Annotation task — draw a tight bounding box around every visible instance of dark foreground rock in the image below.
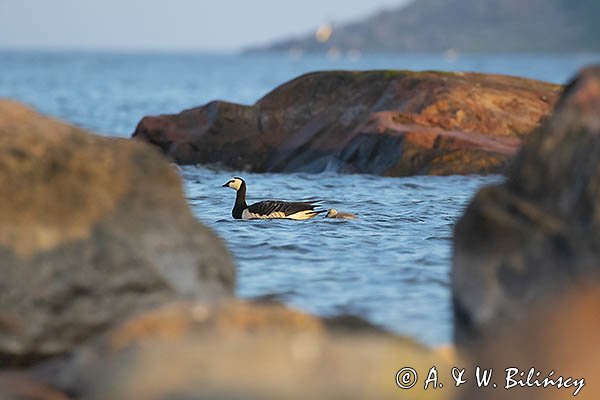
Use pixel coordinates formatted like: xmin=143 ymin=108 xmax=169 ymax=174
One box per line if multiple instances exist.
xmin=460 ymin=287 xmax=600 ymax=400
xmin=452 ymin=66 xmax=600 ymax=343
xmin=0 ymin=372 xmax=68 ymax=400
xmin=31 ymin=300 xmax=457 ymax=400
xmin=0 ymin=100 xmax=235 ymax=367
xmin=132 ymin=70 xmax=561 ymax=176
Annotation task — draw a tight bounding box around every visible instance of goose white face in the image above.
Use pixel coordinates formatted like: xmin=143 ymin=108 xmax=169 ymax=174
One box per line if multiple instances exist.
xmin=223 ymin=177 xmax=243 ymax=191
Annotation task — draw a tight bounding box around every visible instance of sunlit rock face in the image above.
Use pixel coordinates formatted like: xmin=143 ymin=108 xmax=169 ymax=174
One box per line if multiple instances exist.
xmin=453 ymin=66 xmax=600 ymax=344
xmin=132 ymin=70 xmax=561 ymax=176
xmin=0 ymin=100 xmax=235 ymax=366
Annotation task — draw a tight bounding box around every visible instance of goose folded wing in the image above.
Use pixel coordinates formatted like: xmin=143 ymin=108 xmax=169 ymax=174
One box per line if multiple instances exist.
xmin=247 ymin=200 xmax=320 ymax=216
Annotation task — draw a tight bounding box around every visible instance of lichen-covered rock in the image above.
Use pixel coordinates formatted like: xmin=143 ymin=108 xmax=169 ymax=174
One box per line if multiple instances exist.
xmin=452 ymin=65 xmax=600 ymax=343
xmin=0 ymin=100 xmax=235 ymax=366
xmin=34 ymin=300 xmax=457 ymax=400
xmin=132 ymin=70 xmax=560 ymax=176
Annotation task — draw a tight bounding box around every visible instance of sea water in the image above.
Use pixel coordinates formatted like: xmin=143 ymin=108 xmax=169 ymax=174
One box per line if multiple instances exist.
xmin=1 ymin=51 xmax=598 ymax=344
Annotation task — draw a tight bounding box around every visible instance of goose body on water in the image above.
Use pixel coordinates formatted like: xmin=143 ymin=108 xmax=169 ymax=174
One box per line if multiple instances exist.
xmin=325 ymin=209 xmax=358 ymax=220
xmin=222 ymin=177 xmax=325 ymax=220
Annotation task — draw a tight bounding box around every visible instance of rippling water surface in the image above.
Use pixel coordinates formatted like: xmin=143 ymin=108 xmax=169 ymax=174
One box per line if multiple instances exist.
xmin=183 ymin=168 xmax=501 ymax=344
xmin=1 ymin=51 xmax=596 ymax=344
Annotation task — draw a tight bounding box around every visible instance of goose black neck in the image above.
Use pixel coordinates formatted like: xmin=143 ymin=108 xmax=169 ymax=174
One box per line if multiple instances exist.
xmin=232 ymin=181 xmax=247 ymax=219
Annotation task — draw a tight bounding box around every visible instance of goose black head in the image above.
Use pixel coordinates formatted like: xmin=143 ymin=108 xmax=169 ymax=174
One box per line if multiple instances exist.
xmin=222 ymin=177 xmax=245 ymax=191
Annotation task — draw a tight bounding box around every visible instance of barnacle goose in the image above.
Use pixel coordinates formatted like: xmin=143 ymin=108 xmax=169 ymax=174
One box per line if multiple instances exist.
xmin=325 ymin=208 xmax=358 ymax=219
xmin=222 ymin=177 xmax=325 ymax=220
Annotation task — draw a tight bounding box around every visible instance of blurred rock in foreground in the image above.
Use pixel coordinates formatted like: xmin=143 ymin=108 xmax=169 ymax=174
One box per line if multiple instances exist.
xmin=0 ymin=372 xmax=68 ymax=400
xmin=460 ymin=286 xmax=599 ymax=399
xmin=0 ymin=100 xmax=235 ymax=367
xmin=32 ymin=300 xmax=458 ymax=400
xmin=453 ymin=65 xmax=600 ymax=343
xmin=133 ymin=70 xmax=560 ymax=176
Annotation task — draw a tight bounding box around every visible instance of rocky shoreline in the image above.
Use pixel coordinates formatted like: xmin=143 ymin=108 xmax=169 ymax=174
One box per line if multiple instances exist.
xmin=2 ymin=65 xmax=600 ymax=399
xmin=132 ymin=70 xmax=561 ymax=176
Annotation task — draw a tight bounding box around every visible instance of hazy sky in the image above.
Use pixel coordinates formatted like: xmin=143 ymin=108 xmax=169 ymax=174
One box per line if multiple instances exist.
xmin=0 ymin=0 xmax=408 ymax=51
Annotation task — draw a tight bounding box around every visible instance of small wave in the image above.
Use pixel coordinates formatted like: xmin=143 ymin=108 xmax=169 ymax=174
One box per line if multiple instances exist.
xmin=425 ymin=236 xmax=452 ymax=241
xmin=268 ymin=244 xmax=311 ymax=253
xmin=246 ymin=290 xmax=297 ymax=303
xmin=401 ymin=183 xmax=425 ymax=189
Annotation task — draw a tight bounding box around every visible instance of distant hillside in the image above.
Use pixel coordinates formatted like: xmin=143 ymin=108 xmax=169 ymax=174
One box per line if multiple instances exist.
xmin=248 ymin=0 xmax=600 ymax=53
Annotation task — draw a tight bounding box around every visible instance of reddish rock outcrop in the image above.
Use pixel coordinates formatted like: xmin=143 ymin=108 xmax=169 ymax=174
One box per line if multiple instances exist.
xmin=132 ymin=70 xmax=561 ymax=176
xmin=453 ymin=65 xmax=600 ymax=343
